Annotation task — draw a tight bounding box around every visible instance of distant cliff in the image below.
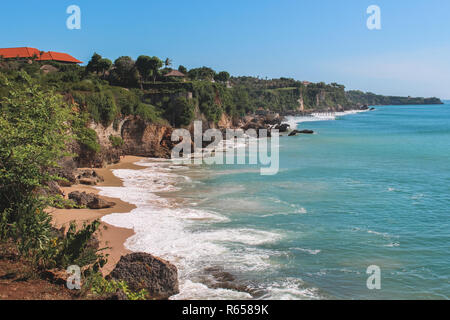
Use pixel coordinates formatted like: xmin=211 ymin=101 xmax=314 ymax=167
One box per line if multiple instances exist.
xmin=346 ymin=90 xmax=443 ymax=106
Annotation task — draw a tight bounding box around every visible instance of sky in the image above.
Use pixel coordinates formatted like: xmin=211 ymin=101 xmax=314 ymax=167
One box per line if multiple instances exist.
xmin=1 ymin=0 xmax=449 ymax=98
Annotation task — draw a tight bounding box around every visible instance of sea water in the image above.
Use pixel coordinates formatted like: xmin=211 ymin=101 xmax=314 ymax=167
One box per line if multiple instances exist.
xmin=100 ymin=104 xmax=450 ymax=300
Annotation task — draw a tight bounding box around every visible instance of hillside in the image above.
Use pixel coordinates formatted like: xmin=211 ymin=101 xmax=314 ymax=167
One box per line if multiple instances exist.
xmin=346 ymin=90 xmax=443 ymax=106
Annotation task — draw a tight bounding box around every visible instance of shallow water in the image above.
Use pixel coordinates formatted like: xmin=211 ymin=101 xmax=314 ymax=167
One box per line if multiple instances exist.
xmin=100 ymin=104 xmax=450 ymax=300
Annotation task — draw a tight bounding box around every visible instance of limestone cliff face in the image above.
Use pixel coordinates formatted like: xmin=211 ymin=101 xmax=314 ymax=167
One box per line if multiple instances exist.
xmin=120 ymin=118 xmax=174 ymax=158
xmin=74 ymin=116 xmax=174 ymax=168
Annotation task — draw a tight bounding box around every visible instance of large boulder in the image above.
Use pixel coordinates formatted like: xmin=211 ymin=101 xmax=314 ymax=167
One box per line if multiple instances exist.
xmin=68 ymin=191 xmax=115 ymax=209
xmin=107 ymin=252 xmax=179 ymax=299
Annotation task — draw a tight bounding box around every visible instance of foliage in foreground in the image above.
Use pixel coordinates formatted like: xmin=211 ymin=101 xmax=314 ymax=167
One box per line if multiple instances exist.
xmin=0 ymin=73 xmax=106 ymax=271
xmin=83 ymin=272 xmax=148 ymax=300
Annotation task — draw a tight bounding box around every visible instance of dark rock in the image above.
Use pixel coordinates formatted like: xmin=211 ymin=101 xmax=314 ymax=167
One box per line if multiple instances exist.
xmin=41 ymin=269 xmax=68 ymax=286
xmin=68 ymin=191 xmax=94 ymax=207
xmin=107 ymin=252 xmax=179 ymax=299
xmin=288 ymin=129 xmax=314 ymax=136
xmin=78 ymin=178 xmax=97 ymax=186
xmin=68 ymin=191 xmax=115 ymax=209
xmin=76 ymin=169 xmax=104 ymax=185
xmin=199 ymin=266 xmax=258 ymax=296
xmin=274 ymin=123 xmax=290 ymax=133
xmin=88 ymin=196 xmax=115 ymax=209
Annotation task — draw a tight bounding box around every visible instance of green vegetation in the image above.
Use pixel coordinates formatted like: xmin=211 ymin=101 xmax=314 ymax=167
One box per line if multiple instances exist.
xmin=109 ymin=135 xmax=124 ymax=148
xmin=2 ymin=51 xmax=440 ymax=136
xmin=83 ymin=272 xmax=148 ymax=300
xmin=347 ymin=90 xmax=443 ymax=106
xmin=0 ymin=73 xmax=105 ymax=272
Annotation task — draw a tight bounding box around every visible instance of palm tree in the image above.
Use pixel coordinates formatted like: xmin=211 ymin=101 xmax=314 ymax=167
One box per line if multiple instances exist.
xmin=164 ymin=58 xmax=172 ymax=69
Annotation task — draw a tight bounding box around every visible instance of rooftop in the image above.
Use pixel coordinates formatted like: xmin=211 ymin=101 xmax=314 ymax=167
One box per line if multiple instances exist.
xmin=0 ymin=47 xmax=82 ymax=64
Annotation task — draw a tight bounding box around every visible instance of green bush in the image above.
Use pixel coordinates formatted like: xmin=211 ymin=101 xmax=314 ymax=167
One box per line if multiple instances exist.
xmin=76 ymin=126 xmax=100 ymax=153
xmin=83 ymin=272 xmax=148 ymax=300
xmin=109 ymin=135 xmax=124 ymax=148
xmin=135 ymin=103 xmax=161 ymax=123
xmin=86 ymin=91 xmax=118 ymax=126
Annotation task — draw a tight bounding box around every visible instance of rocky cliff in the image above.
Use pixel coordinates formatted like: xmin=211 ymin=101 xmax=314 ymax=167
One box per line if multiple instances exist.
xmin=73 ymin=116 xmax=175 ymax=168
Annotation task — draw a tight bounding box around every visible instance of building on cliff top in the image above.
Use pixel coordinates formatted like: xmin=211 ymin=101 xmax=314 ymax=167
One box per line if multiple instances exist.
xmin=0 ymin=47 xmax=83 ymax=64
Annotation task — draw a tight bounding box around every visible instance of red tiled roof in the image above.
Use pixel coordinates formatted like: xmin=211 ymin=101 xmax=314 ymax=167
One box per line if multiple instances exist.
xmin=0 ymin=47 xmax=82 ymax=64
xmin=0 ymin=47 xmax=41 ymax=59
xmin=37 ymin=51 xmax=82 ymax=64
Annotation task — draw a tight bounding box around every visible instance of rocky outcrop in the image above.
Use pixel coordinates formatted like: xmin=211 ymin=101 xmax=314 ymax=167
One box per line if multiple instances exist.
xmin=68 ymin=191 xmax=115 ymax=209
xmin=72 ymin=116 xmax=174 ymax=168
xmin=120 ymin=118 xmax=174 ymax=159
xmin=76 ymin=169 xmax=104 ymax=186
xmin=274 ymin=123 xmax=290 ymax=133
xmin=288 ymin=129 xmax=314 ymax=136
xmin=107 ymin=252 xmax=179 ymax=299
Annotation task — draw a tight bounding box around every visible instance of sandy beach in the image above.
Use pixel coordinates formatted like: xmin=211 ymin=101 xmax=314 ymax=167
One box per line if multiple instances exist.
xmin=48 ymin=156 xmax=145 ymax=275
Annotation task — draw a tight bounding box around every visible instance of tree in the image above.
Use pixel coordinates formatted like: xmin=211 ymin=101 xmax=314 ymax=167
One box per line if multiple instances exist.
xmin=86 ymin=53 xmax=112 ymax=76
xmin=215 ymin=71 xmax=230 ymax=83
xmin=149 ymin=56 xmax=163 ymax=83
xmin=112 ymin=56 xmax=138 ymax=87
xmin=164 ymin=58 xmax=172 ymax=69
xmin=86 ymin=53 xmax=102 ymax=73
xmin=135 ymin=55 xmax=163 ymax=84
xmin=166 ymin=97 xmax=195 ymax=127
xmin=178 ymin=65 xmax=187 ymax=74
xmin=188 ymin=67 xmax=216 ymax=81
xmin=98 ymin=58 xmax=112 ymax=76
xmin=135 ymin=55 xmax=153 ymax=82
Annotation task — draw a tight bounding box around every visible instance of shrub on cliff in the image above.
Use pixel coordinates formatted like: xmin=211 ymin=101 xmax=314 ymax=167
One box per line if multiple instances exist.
xmin=135 ymin=103 xmax=162 ymax=123
xmin=166 ymin=97 xmax=195 ymax=127
xmin=85 ymin=91 xmax=118 ymax=126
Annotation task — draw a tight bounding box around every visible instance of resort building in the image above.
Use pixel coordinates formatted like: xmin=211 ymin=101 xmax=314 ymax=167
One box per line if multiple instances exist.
xmin=0 ymin=47 xmax=83 ymax=64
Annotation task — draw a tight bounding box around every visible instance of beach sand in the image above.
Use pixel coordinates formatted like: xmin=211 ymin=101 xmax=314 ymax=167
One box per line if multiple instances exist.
xmin=48 ymin=156 xmax=145 ymax=275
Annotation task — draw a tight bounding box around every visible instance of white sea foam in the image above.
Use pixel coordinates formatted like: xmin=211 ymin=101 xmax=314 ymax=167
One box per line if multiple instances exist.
xmin=292 ymin=247 xmax=321 ymax=255
xmin=259 ymin=278 xmax=323 ymax=300
xmin=97 ymin=159 xmax=306 ymax=299
xmin=283 ymin=109 xmax=368 ymax=130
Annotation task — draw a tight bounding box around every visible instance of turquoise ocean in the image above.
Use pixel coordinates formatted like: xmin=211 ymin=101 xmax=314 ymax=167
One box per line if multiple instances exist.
xmin=101 ymin=104 xmax=450 ymax=300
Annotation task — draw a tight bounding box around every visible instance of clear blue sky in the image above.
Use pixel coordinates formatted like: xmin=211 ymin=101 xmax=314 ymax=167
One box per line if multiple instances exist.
xmin=1 ymin=0 xmax=449 ymax=98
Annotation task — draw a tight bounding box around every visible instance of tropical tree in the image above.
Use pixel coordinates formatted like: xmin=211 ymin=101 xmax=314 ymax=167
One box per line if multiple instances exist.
xmin=111 ymin=56 xmax=138 ymax=87
xmin=149 ymin=56 xmax=163 ymax=83
xmin=98 ymin=58 xmax=112 ymax=76
xmin=188 ymin=67 xmax=216 ymax=81
xmin=164 ymin=58 xmax=172 ymax=69
xmin=135 ymin=55 xmax=163 ymax=84
xmin=178 ymin=65 xmax=187 ymax=74
xmin=86 ymin=53 xmax=102 ymax=73
xmin=86 ymin=53 xmax=112 ymax=76
xmin=215 ymin=71 xmax=230 ymax=83
xmin=135 ymin=55 xmax=153 ymax=82
xmin=165 ymin=97 xmax=195 ymax=127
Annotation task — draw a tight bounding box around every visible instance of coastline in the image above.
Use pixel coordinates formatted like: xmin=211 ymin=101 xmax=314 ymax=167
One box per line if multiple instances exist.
xmin=48 ymin=156 xmax=146 ymax=275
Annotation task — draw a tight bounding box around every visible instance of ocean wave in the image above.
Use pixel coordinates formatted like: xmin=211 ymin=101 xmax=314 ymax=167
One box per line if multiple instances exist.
xmin=292 ymin=247 xmax=321 ymax=255
xmin=258 ymin=278 xmax=322 ymax=300
xmin=99 ymin=159 xmax=285 ymax=299
xmin=283 ymin=110 xmax=368 ymax=129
